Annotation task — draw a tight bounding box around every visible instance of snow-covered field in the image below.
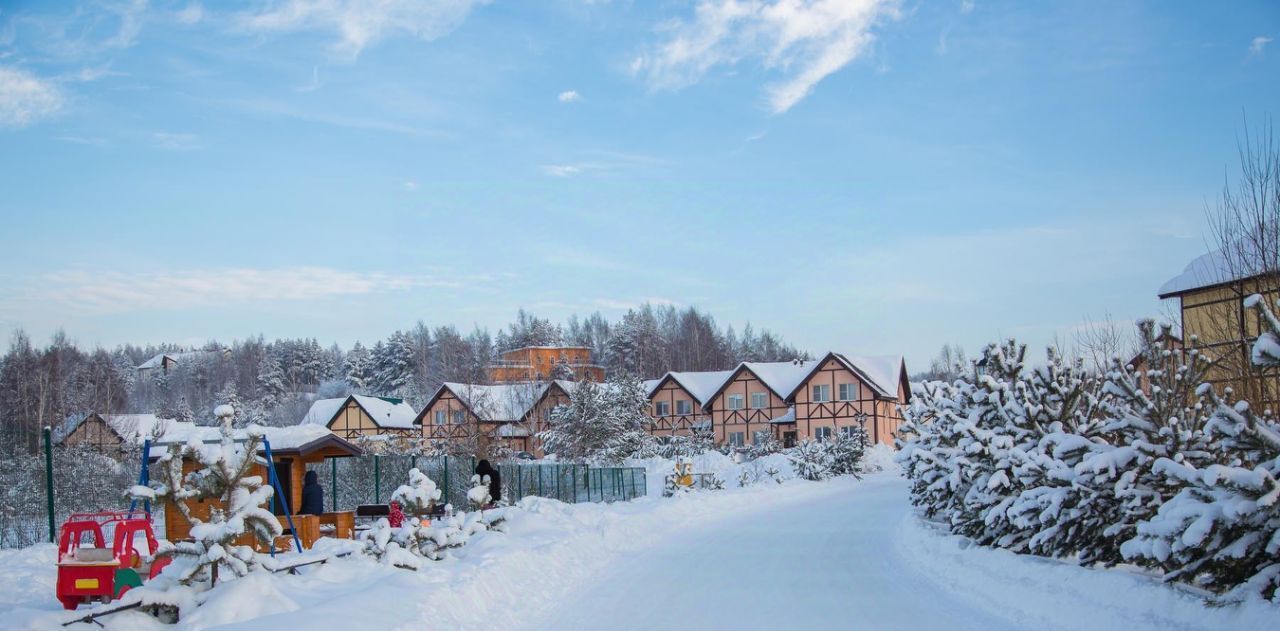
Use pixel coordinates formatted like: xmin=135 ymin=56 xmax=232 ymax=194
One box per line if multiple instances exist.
xmin=3 ymin=467 xmax=1275 ymax=630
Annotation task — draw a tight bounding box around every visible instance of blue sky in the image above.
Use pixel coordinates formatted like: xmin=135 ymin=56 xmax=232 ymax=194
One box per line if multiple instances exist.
xmin=0 ymin=0 xmax=1277 ymax=369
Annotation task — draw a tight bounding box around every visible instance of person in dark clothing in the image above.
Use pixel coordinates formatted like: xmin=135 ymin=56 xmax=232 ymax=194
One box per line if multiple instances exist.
xmin=299 ymin=469 xmax=324 ymax=515
xmin=475 ymin=459 xmax=501 ymax=505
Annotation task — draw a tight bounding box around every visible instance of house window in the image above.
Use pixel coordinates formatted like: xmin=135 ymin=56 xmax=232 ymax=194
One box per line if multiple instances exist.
xmin=676 ymin=399 xmax=693 ymax=415
xmin=840 ymin=426 xmax=861 ymax=439
xmin=752 ymin=430 xmax=769 ymax=446
xmin=655 ymin=401 xmax=671 ymax=416
xmin=815 ymin=426 xmax=832 ymax=441
xmin=434 ymin=410 xmax=446 ymax=426
xmin=729 ymin=432 xmax=745 ymax=447
xmin=813 ymin=384 xmax=831 ymax=402
xmin=839 ymin=383 xmax=857 ymax=401
xmin=727 ymin=394 xmax=745 ymax=410
xmin=452 ymin=410 xmax=466 ymax=424
xmin=750 ymin=392 xmax=768 ymax=409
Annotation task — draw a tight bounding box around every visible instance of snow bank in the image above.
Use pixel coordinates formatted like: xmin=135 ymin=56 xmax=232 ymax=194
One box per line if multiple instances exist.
xmin=894 ymin=517 xmax=1276 ymax=631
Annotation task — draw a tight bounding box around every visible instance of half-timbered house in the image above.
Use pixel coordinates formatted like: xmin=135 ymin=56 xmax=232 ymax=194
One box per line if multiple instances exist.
xmin=55 ymin=413 xmax=192 ymax=450
xmin=300 ymin=394 xmax=419 ymax=440
xmin=644 ymin=370 xmax=732 ymax=438
xmin=418 ymin=382 xmax=569 ymax=456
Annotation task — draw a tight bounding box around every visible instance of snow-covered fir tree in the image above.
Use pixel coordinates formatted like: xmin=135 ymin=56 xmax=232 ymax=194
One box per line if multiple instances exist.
xmin=538 ymin=374 xmax=655 ymax=463
xmin=255 ymin=353 xmax=287 ymax=410
xmin=136 ymin=405 xmax=280 ymax=586
xmin=391 ymin=467 xmax=442 ymax=515
xmin=344 ymin=341 xmax=373 ymax=391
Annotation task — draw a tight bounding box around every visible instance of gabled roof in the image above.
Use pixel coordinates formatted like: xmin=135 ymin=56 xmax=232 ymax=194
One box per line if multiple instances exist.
xmin=55 ymin=413 xmax=193 ymax=445
xmin=783 ymin=352 xmax=907 ymax=400
xmin=422 ymin=383 xmax=550 ymax=423
xmin=302 ymin=394 xmax=418 ymax=430
xmin=647 ymin=370 xmax=737 ymax=406
xmin=700 ymin=360 xmax=817 ymax=408
xmin=136 ymin=350 xmax=223 ymax=370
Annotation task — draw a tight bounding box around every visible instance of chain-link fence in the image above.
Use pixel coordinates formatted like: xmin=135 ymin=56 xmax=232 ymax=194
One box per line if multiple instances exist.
xmin=0 ymin=428 xmax=155 ymax=549
xmin=3 ymin=430 xmax=646 ymax=549
xmin=305 ymin=456 xmax=647 ymax=509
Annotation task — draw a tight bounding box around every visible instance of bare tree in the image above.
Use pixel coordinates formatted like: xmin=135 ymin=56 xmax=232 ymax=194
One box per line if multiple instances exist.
xmin=1073 ymin=314 xmax=1137 ymax=375
xmin=1203 ymin=115 xmax=1280 ymax=404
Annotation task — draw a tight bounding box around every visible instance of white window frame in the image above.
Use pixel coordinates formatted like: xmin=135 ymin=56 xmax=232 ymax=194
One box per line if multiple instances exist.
xmin=434 ymin=410 xmax=446 ymax=426
xmin=839 ymin=383 xmax=857 ymax=401
xmin=729 ymin=432 xmax=745 ymax=447
xmin=813 ymin=384 xmax=831 ymax=403
xmin=750 ymin=391 xmax=768 ymax=409
xmin=655 ymin=400 xmax=671 ymax=417
xmin=452 ymin=410 xmax=466 ymax=424
xmin=727 ymin=394 xmax=745 ymax=410
xmin=676 ymin=399 xmax=693 ymax=415
xmin=815 ymin=426 xmax=832 ymax=441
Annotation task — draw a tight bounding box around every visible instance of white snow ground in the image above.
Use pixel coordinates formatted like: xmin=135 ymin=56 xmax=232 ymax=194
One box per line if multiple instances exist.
xmin=3 ymin=472 xmax=1275 ymax=630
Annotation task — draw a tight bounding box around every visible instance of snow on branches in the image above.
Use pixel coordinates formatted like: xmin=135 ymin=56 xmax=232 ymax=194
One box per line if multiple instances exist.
xmin=897 ymin=319 xmax=1280 ymax=602
xmin=537 ymin=374 xmax=656 ymax=464
xmin=132 ymin=404 xmax=281 ymax=587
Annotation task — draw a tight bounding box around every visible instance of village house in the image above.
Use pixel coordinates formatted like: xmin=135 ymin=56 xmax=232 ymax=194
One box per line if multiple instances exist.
xmin=417 ymin=381 xmax=573 ymax=456
xmin=645 ymin=353 xmax=909 ymax=448
xmin=643 ymin=370 xmax=733 ymax=438
xmin=55 ymin=413 xmax=194 ymax=450
xmin=1158 ymin=248 xmax=1280 ymax=407
xmin=301 ymin=394 xmax=419 ymax=441
xmin=487 ymin=346 xmax=605 ymax=383
xmin=135 ymin=348 xmax=231 ymax=380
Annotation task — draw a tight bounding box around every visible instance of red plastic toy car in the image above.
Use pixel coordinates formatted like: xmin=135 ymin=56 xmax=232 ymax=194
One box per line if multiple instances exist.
xmin=55 ymin=511 xmax=170 ymax=610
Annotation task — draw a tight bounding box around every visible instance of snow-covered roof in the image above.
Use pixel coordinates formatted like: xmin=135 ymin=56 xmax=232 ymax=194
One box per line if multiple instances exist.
xmin=301 ymin=395 xmax=418 ymax=429
xmin=1158 ymin=244 xmax=1275 ymax=298
xmin=769 ymin=407 xmax=797 ymax=424
xmin=55 ymin=413 xmax=194 ymax=445
xmin=495 ymin=424 xmax=531 ymax=437
xmin=650 ymin=370 xmax=736 ymax=405
xmin=441 ymin=382 xmax=549 ymax=422
xmin=146 ymin=424 xmax=356 ymax=459
xmin=741 ymin=360 xmax=820 ymax=399
xmin=833 ymin=353 xmax=905 ymax=399
xmin=136 ymin=350 xmax=222 ymax=371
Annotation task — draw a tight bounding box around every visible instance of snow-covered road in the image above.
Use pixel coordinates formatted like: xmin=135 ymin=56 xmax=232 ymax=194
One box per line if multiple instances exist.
xmin=519 ymin=475 xmax=1017 ymax=630
xmin=5 ymin=471 xmax=1274 ymax=630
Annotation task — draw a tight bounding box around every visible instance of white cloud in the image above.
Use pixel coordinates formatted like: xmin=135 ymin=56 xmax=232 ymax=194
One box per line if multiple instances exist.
xmin=637 ymin=0 xmax=901 ymax=113
xmin=1250 ymin=36 xmax=1272 ymax=56
xmin=0 ymin=66 xmax=64 ymax=128
xmin=960 ymin=0 xmax=975 ymax=14
xmin=12 ymin=267 xmax=481 ymax=316
xmin=152 ymin=131 xmax=201 ymax=151
xmin=542 ymin=164 xmax=585 ymax=177
xmin=175 ymin=2 xmax=204 ymax=25
xmin=403 ymin=180 xmax=419 ymax=191
xmin=558 ymin=89 xmax=581 ymax=103
xmin=238 ymin=0 xmax=490 ymax=59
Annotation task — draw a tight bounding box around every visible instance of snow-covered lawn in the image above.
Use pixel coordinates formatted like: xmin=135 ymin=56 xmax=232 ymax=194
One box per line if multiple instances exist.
xmin=3 ymin=472 xmax=1275 ymax=630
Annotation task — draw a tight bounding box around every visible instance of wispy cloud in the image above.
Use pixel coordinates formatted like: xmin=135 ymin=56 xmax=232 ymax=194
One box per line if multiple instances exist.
xmin=0 ymin=66 xmax=63 ymax=128
xmin=542 ymin=163 xmax=588 ymax=177
xmin=175 ymin=2 xmax=204 ymax=26
xmin=236 ymin=0 xmax=490 ymax=60
xmin=403 ymin=180 xmax=419 ymax=191
xmin=558 ymin=89 xmax=581 ymax=103
xmin=298 ymin=65 xmax=323 ymax=92
xmin=1250 ymin=36 xmax=1272 ymax=57
xmin=5 ymin=267 xmax=490 ymax=316
xmin=634 ymin=0 xmax=902 ymax=113
xmin=152 ymin=131 xmax=201 ymax=151
xmin=960 ymin=0 xmax=975 ymax=14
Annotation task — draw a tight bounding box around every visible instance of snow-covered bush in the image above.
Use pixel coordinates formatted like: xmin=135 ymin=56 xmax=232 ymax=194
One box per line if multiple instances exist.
xmin=361 ymin=468 xmax=496 ymax=567
xmin=789 ymin=440 xmax=833 ymax=481
xmin=391 ymin=467 xmax=441 ymax=515
xmin=898 ymin=311 xmax=1280 ymax=603
xmin=135 ymin=404 xmax=281 ymax=587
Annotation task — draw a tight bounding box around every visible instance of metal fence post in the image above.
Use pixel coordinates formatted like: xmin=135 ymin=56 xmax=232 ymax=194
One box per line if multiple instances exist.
xmin=43 ymin=427 xmax=55 ymax=543
xmin=374 ymin=455 xmax=381 ymax=504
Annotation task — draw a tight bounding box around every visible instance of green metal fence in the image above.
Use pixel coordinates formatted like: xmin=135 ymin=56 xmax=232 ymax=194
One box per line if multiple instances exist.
xmin=305 ymin=456 xmax=647 ymax=510
xmin=4 ymin=432 xmax=648 ymax=549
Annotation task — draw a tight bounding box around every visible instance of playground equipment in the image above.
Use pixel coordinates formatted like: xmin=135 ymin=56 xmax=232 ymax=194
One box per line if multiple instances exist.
xmin=54 ymin=511 xmax=170 ymax=610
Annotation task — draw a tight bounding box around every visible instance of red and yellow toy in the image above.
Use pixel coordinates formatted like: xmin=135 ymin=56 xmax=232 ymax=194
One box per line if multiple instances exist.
xmin=55 ymin=511 xmax=170 ymax=610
